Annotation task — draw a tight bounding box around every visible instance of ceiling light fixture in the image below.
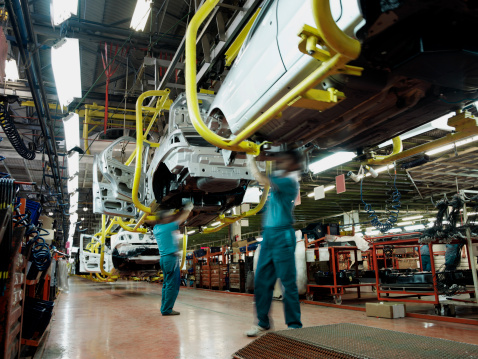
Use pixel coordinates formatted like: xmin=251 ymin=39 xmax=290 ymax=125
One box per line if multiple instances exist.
xmin=404 ymin=224 xmax=425 ymax=231
xmin=130 ymin=0 xmax=153 ymax=31
xmin=68 ymin=151 xmax=79 ymax=178
xmin=378 ymin=113 xmax=455 ymax=148
xmin=48 ymin=211 xmax=54 ymax=216
xmin=211 ymin=221 xmax=221 ymax=227
xmin=426 ymin=136 xmax=478 ymax=156
xmin=62 ymin=113 xmax=80 ymax=151
xmin=387 ymin=228 xmax=402 ymax=233
xmin=308 ymin=152 xmax=355 ymax=174
xmin=4 ymin=59 xmax=19 ymax=81
xmin=396 ymin=221 xmax=413 ymax=226
xmin=401 ymin=215 xmax=423 ymax=221
xmin=187 ymin=230 xmax=196 ymax=235
xmin=83 ymin=206 xmax=88 ymax=212
xmin=51 ymin=0 xmax=78 ymax=25
xmin=324 ymin=185 xmax=336 ymax=192
xmin=51 ymin=38 xmax=82 ymax=107
xmin=67 ymin=175 xmax=79 ymax=194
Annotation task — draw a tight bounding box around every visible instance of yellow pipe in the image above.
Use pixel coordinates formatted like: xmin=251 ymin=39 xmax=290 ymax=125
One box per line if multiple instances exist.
xmin=132 ymin=90 xmax=171 ymax=214
xmin=99 ymin=214 xmax=116 ymax=277
xmin=368 ymin=136 xmax=403 ymax=162
xmin=311 ymin=0 xmax=361 ymax=60
xmin=202 ymin=162 xmax=271 ymax=234
xmin=180 ymin=232 xmax=188 ymax=272
xmin=134 ymin=211 xmax=150 ymax=231
xmin=228 ymin=53 xmax=344 ymax=146
xmin=367 ymin=129 xmax=478 ymax=165
xmin=185 ymin=0 xmax=360 ymax=153
xmin=114 ymin=216 xmax=148 ymax=233
xmin=185 ymin=0 xmax=260 ymax=155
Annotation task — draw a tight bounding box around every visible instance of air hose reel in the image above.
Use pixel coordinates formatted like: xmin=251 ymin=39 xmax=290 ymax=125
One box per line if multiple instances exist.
xmin=0 ymin=101 xmax=36 ymax=160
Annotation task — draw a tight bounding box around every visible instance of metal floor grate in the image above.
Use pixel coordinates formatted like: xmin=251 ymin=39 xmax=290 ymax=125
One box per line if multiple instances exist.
xmin=233 ymin=323 xmax=478 ymax=359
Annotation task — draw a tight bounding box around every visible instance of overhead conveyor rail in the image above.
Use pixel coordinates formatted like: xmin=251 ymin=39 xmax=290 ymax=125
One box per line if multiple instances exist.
xmin=184 ymin=0 xmax=363 ymax=156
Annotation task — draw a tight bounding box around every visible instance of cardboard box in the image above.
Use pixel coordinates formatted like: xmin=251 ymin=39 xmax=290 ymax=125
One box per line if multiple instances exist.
xmin=366 ymin=302 xmax=406 ymax=319
xmin=394 ymin=248 xmax=415 ymax=255
xmin=363 ymin=260 xmax=369 ymax=271
xmin=397 ymin=258 xmax=418 ymax=269
xmin=232 ymin=239 xmax=257 ymax=248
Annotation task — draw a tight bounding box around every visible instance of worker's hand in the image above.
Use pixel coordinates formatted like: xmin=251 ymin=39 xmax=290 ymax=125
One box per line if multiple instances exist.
xmin=184 ymin=201 xmax=194 ymax=211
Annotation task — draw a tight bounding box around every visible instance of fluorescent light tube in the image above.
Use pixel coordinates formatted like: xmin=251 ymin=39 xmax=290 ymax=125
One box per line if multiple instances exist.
xmin=70 ymin=211 xmax=78 ymax=224
xmin=387 ymin=228 xmax=402 ymax=233
xmin=396 ymin=221 xmax=413 ymax=226
xmin=4 ymin=59 xmax=19 ymax=81
xmin=51 ymin=0 xmax=78 ymax=25
xmin=68 ymin=151 xmax=79 ymax=178
xmin=426 ymin=136 xmax=478 ymax=156
xmin=404 ymin=224 xmax=425 ymax=231
xmin=187 ymin=230 xmax=196 ymax=235
xmin=378 ymin=113 xmax=455 ymax=148
xmin=62 ymin=113 xmax=80 ymax=151
xmin=52 ymin=38 xmax=82 ymax=107
xmin=211 ymin=221 xmax=221 ymax=227
xmin=324 ymin=185 xmax=336 ymax=192
xmin=130 ymin=0 xmax=152 ymax=31
xmin=401 ymin=215 xmax=423 ymax=221
xmin=68 ymin=175 xmax=78 ymax=194
xmin=309 ymin=152 xmax=355 ymax=174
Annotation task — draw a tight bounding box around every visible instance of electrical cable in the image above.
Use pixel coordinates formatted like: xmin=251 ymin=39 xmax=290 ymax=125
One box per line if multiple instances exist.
xmin=0 ymin=102 xmax=36 ymax=160
xmin=359 ymin=165 xmax=401 ymax=233
xmin=335 ymin=0 xmax=343 ymax=22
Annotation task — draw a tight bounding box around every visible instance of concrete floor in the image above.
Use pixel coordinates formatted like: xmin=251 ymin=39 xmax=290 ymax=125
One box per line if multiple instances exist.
xmin=41 ymin=277 xmax=478 ymax=359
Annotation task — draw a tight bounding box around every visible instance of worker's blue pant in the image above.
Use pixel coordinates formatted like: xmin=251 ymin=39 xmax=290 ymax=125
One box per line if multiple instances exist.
xmin=254 ymin=227 xmax=302 ymax=329
xmin=160 ymin=255 xmax=180 ymax=315
xmin=421 ymin=254 xmax=431 ymax=271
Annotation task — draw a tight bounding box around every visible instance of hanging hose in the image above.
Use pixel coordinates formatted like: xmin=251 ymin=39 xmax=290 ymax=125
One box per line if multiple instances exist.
xmin=26 ymin=226 xmax=52 ymax=271
xmin=0 ymin=102 xmax=36 ymax=160
xmin=360 ymin=165 xmax=401 ymax=233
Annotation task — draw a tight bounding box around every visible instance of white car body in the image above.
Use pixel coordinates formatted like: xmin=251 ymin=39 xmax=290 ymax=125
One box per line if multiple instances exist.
xmin=78 ymin=234 xmax=114 ymax=274
xmin=208 ymin=0 xmax=362 ymax=140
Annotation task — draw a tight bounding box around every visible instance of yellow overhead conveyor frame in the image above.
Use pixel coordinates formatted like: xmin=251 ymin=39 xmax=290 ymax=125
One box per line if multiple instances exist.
xmin=132 ymin=90 xmax=173 ymax=214
xmin=185 ymin=0 xmax=362 ymax=155
xmin=366 ymin=111 xmax=478 ymax=165
xmin=202 ymin=161 xmax=272 ymax=234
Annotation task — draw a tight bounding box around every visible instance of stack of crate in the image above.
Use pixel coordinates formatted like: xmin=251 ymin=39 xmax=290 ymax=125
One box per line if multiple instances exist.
xmin=210 ymin=263 xmax=228 ymax=290
xmin=194 ymin=264 xmax=202 ymax=287
xmin=229 ymin=261 xmax=245 ymax=292
xmin=201 ymin=265 xmax=211 ymax=288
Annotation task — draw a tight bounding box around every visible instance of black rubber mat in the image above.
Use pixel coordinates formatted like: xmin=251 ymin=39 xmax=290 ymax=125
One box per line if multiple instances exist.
xmin=233 ymin=323 xmax=478 ymax=359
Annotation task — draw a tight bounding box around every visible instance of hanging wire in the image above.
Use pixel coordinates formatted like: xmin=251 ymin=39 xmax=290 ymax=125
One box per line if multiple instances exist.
xmin=360 ymin=164 xmax=401 ymax=233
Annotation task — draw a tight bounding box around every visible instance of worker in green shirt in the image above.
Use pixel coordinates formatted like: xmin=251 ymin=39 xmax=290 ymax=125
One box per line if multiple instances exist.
xmin=245 ymin=150 xmax=303 ymax=337
xmin=144 ymin=202 xmax=193 ymax=316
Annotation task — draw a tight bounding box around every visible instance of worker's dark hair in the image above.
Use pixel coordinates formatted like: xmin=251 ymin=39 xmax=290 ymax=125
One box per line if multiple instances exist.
xmin=282 ymin=149 xmax=304 ymax=172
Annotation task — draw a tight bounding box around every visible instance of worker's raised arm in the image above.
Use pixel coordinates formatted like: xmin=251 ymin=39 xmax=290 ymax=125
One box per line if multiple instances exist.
xmin=171 ymin=201 xmax=194 ymax=225
xmin=247 ymin=155 xmax=270 ymax=187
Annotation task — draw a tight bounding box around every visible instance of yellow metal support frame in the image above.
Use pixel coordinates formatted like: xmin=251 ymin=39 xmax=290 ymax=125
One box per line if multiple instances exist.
xmin=131 ymin=90 xmax=173 ymax=214
xmin=185 ymin=0 xmax=362 ymax=155
xmin=366 ymin=111 xmax=478 ymax=165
